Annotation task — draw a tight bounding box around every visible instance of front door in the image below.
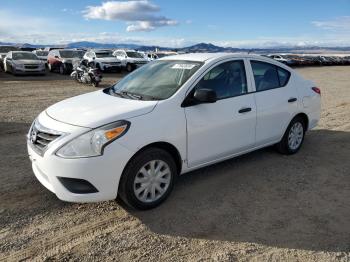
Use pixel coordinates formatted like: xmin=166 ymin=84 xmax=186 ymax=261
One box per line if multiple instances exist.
xmin=185 ymin=59 xmax=257 ymax=168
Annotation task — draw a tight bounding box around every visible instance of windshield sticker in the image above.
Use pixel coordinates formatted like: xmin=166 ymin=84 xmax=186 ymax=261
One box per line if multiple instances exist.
xmin=171 ymin=64 xmax=196 ymax=70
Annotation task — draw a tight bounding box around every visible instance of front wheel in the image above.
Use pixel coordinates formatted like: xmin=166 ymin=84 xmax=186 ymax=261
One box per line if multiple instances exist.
xmin=276 ymin=116 xmax=306 ymax=154
xmin=59 ymin=64 xmax=65 ymax=75
xmin=118 ymin=148 xmax=177 ymax=210
xmin=126 ymin=63 xmax=133 ymax=72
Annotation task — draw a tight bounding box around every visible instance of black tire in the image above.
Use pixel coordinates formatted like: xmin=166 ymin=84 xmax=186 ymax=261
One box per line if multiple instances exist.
xmin=126 ymin=63 xmax=133 ymax=72
xmin=276 ymin=116 xmax=306 ymax=155
xmin=118 ymin=148 xmax=177 ymax=210
xmin=59 ymin=64 xmax=65 ymax=75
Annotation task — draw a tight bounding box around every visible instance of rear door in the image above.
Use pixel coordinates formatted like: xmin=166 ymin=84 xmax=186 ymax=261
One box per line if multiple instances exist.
xmin=247 ymin=59 xmax=299 ymax=145
xmin=185 ymin=59 xmax=257 ymax=168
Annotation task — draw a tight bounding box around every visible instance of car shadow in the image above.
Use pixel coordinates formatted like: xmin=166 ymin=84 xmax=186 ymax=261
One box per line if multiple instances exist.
xmin=129 ymin=129 xmax=350 ymax=253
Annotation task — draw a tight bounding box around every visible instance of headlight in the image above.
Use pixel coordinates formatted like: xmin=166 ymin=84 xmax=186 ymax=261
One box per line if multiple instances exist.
xmin=13 ymin=62 xmax=24 ymax=69
xmin=56 ymin=120 xmax=130 ymax=158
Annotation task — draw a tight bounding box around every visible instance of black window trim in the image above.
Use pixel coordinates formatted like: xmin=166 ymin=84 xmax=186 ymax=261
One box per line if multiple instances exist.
xmin=250 ymin=60 xmax=291 ymax=93
xmin=181 ymin=59 xmax=250 ymax=107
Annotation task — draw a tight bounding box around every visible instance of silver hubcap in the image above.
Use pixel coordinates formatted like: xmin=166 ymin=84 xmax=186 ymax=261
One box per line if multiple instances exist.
xmin=133 ymin=160 xmax=171 ymax=203
xmin=288 ymin=122 xmax=304 ymax=150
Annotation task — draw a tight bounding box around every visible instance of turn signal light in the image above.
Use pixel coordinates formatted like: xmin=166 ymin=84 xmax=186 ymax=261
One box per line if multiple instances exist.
xmin=105 ymin=125 xmax=128 ymax=140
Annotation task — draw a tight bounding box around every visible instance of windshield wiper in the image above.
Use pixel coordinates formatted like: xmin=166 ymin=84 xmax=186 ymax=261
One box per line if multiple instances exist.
xmin=110 ymin=88 xmax=160 ymax=101
xmin=121 ymin=91 xmax=143 ymax=100
xmin=111 ymin=89 xmax=142 ymax=100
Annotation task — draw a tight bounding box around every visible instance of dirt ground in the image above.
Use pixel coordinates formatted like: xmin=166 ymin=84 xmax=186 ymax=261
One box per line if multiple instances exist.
xmin=0 ymin=67 xmax=349 ymax=261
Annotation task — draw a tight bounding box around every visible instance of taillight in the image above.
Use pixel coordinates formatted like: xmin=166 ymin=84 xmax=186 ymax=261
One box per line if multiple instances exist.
xmin=312 ymin=87 xmax=321 ymax=95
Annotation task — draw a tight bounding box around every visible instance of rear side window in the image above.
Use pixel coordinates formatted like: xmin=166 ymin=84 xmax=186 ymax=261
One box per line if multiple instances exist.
xmin=277 ymin=67 xmax=290 ymax=86
xmin=251 ymin=61 xmax=291 ymax=91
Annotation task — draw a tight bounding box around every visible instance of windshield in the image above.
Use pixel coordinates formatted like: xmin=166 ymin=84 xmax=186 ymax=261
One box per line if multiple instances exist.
xmin=35 ymin=51 xmax=48 ymax=56
xmin=111 ymin=60 xmax=202 ymax=100
xmin=12 ymin=52 xmax=39 ymax=60
xmin=126 ymin=51 xmax=144 ymax=58
xmin=96 ymin=52 xmax=113 ymax=58
xmin=59 ymin=50 xmax=84 ymax=59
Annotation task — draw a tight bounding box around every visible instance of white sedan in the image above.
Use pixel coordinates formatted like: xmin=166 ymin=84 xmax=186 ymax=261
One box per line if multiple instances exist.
xmin=27 ymin=53 xmax=321 ymax=209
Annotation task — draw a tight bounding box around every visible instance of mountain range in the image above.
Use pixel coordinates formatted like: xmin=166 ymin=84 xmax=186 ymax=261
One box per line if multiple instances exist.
xmin=1 ymin=41 xmax=350 ymax=54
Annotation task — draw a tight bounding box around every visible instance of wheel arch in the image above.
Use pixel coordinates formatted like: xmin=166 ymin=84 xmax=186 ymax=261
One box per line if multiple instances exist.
xmin=126 ymin=141 xmax=183 ymax=175
xmin=293 ymin=112 xmax=309 ymax=130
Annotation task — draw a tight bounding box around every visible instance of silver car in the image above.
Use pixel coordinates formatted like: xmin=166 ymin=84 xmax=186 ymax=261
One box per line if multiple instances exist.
xmin=4 ymin=51 xmax=46 ymax=75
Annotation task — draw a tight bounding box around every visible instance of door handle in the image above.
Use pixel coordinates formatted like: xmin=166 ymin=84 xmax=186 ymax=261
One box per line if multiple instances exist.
xmin=238 ymin=107 xmax=252 ymax=113
xmin=288 ymin=98 xmax=297 ymax=103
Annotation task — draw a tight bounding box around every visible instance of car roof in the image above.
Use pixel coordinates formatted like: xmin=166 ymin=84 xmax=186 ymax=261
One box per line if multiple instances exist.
xmin=159 ymin=52 xmax=263 ymax=62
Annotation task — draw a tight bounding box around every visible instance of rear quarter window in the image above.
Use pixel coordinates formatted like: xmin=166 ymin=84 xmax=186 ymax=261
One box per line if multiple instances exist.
xmin=277 ymin=67 xmax=291 ymax=86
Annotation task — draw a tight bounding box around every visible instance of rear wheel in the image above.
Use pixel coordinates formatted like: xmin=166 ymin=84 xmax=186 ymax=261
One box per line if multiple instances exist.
xmin=118 ymin=148 xmax=177 ymax=210
xmin=276 ymin=116 xmax=306 ymax=154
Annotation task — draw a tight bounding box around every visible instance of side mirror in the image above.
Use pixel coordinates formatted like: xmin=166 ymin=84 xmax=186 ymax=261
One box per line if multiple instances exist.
xmin=193 ymin=88 xmax=217 ymax=103
xmin=54 ymin=56 xmax=59 ymax=59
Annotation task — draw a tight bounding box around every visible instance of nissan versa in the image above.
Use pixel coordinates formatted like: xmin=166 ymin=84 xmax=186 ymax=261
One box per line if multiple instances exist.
xmin=27 ymin=53 xmax=321 ymax=210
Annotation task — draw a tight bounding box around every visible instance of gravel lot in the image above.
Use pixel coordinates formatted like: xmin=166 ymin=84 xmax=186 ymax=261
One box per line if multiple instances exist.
xmin=0 ymin=67 xmax=349 ymax=261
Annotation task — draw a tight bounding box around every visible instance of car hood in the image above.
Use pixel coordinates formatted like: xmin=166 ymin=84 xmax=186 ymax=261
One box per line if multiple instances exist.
xmin=46 ymin=90 xmax=158 ymax=128
xmin=96 ymin=57 xmax=120 ymax=63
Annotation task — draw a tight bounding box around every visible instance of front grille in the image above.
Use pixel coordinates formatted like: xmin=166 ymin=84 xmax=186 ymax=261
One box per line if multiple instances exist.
xmin=29 ymin=121 xmax=63 ymax=156
xmin=24 ymin=64 xmax=39 ymax=69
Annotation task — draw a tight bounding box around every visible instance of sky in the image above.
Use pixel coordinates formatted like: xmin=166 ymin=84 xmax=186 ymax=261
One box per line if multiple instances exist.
xmin=1 ymin=0 xmax=350 ymax=48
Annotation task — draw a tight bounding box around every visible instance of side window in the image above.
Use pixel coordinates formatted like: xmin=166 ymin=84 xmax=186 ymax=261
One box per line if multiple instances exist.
xmin=277 ymin=67 xmax=290 ymax=86
xmin=251 ymin=61 xmax=290 ymax=91
xmin=195 ymin=60 xmax=247 ymax=99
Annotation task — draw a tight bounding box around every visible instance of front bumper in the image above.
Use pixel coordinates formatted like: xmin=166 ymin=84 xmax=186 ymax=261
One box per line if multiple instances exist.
xmin=14 ymin=68 xmax=46 ymax=75
xmin=101 ymin=63 xmax=122 ymax=71
xmin=27 ymin=115 xmax=135 ymax=202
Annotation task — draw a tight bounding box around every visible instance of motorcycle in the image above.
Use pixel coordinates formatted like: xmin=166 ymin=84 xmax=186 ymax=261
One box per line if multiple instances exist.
xmin=71 ymin=59 xmax=102 ymax=87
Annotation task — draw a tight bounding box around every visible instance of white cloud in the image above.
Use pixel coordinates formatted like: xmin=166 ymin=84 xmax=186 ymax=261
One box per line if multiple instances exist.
xmin=83 ymin=0 xmax=178 ymax=32
xmin=312 ymin=16 xmax=350 ymax=32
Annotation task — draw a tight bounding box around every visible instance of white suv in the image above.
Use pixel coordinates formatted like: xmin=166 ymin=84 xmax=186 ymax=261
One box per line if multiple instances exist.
xmin=113 ymin=50 xmax=148 ymax=72
xmin=84 ymin=49 xmax=122 ymax=72
xmin=27 ymin=53 xmax=321 ymax=210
